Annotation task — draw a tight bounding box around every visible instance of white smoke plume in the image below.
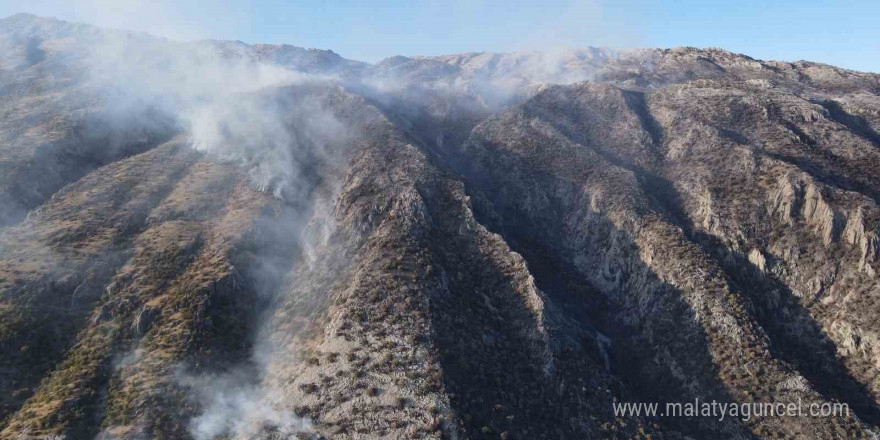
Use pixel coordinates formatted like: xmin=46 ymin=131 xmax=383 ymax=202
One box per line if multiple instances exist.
xmin=64 ymin=21 xmax=351 ymax=440
xmin=177 ymin=368 xmax=313 ymax=440
xmin=81 ymin=29 xmax=350 ymax=200
xmin=0 ymin=13 xmax=631 ymax=440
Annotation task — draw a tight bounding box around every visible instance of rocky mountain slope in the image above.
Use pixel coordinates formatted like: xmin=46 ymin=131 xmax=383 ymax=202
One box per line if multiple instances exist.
xmin=2 ymin=12 xmax=880 ymax=440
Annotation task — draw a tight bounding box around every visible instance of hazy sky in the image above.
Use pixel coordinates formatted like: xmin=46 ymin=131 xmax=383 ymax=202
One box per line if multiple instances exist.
xmin=2 ymin=0 xmax=878 ymax=72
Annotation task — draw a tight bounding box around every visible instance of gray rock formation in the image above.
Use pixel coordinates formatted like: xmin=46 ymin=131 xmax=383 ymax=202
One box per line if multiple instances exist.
xmin=1 ymin=12 xmax=880 ymax=440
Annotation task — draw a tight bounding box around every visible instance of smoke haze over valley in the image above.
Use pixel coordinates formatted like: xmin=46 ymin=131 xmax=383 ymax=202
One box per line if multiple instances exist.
xmin=1 ymin=10 xmax=880 ymax=440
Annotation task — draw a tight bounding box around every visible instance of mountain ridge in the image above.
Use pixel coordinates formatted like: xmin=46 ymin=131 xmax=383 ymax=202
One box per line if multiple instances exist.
xmin=1 ymin=14 xmax=880 ymax=440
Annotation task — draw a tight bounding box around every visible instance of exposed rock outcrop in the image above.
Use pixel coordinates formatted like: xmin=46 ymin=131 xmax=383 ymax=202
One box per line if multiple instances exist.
xmin=2 ymin=13 xmax=880 ymax=440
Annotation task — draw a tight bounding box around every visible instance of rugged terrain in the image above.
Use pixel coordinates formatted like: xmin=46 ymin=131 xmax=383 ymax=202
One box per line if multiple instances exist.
xmin=2 ymin=12 xmax=880 ymax=440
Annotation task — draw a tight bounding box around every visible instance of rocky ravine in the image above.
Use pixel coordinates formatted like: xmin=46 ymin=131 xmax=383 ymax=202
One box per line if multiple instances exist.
xmin=2 ymin=12 xmax=880 ymax=440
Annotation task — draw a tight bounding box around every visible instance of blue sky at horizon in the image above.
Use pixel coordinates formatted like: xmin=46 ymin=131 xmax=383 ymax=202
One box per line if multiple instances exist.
xmin=1 ymin=0 xmax=877 ymax=72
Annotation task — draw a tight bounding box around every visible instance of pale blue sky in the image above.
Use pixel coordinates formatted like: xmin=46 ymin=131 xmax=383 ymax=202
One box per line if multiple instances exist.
xmin=2 ymin=0 xmax=878 ymax=72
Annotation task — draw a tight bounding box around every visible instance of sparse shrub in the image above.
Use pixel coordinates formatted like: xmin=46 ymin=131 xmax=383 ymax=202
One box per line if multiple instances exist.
xmin=395 ymin=396 xmax=408 ymax=409
xmin=298 ymin=383 xmax=318 ymax=394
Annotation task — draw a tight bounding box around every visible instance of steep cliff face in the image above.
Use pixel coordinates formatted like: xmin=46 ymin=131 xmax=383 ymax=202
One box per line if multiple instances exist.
xmin=444 ymin=80 xmax=880 ymax=439
xmin=2 ymin=13 xmax=880 ymax=440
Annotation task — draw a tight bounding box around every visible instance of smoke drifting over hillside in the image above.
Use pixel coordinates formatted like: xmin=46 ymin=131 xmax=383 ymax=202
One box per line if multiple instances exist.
xmin=82 ymin=34 xmax=366 ymax=440
xmin=177 ymin=368 xmax=313 ymax=440
xmin=5 ymin=11 xmax=880 ymax=440
xmin=84 ymin=31 xmax=349 ymax=200
xmin=1 ymin=15 xmax=361 ymax=439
